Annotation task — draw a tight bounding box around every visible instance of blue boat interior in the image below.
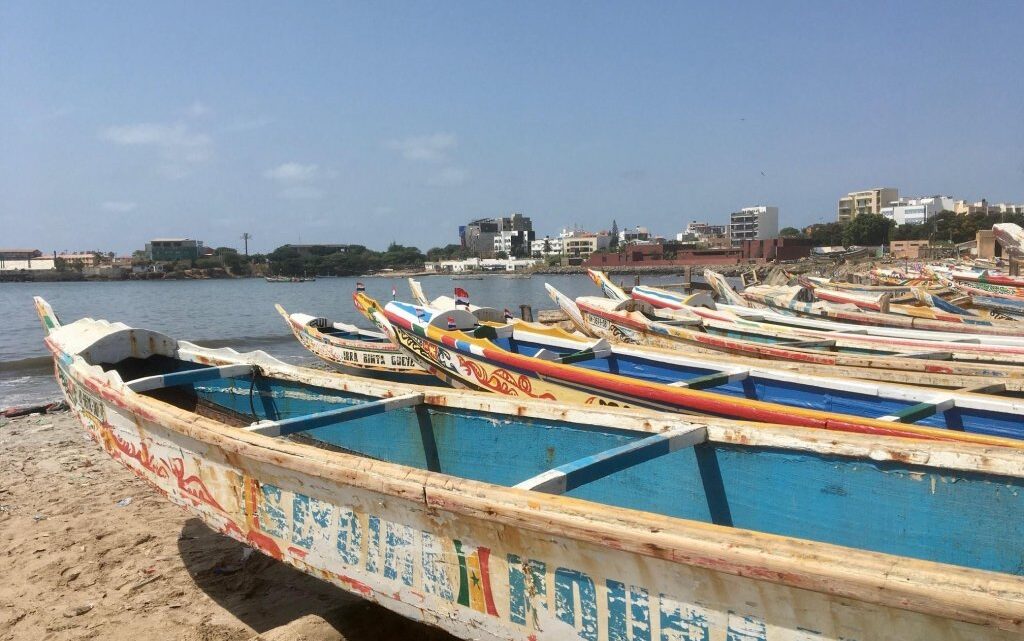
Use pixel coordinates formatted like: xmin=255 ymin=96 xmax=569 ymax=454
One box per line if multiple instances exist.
xmin=489 ymin=336 xmax=1023 ymax=439
xmin=92 ymin=352 xmax=1024 ymax=578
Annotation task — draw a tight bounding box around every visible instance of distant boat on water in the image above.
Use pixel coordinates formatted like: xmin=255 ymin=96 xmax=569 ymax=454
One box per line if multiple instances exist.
xmin=265 ymin=275 xmax=315 ymax=282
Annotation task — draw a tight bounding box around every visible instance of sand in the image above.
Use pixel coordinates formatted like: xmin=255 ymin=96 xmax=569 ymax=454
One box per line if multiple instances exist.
xmin=0 ymin=410 xmax=456 ymax=641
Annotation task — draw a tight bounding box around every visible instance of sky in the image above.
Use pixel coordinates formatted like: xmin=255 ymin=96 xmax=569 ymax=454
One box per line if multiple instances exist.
xmin=2 ymin=2 xmax=1023 ymax=255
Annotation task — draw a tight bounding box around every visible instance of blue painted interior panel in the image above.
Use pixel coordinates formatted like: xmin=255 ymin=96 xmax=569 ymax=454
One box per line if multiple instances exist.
xmin=178 ymin=376 xmax=1024 ymax=575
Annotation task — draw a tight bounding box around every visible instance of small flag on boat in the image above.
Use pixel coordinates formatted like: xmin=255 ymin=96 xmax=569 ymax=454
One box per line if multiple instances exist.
xmin=504 ymin=308 xmax=514 ymax=321
xmin=454 ymin=287 xmax=469 ymax=307
xmin=356 ymin=282 xmax=365 ymax=292
xmin=447 ymin=316 xmax=457 ymax=330
xmin=392 ymin=286 xmax=397 ymax=300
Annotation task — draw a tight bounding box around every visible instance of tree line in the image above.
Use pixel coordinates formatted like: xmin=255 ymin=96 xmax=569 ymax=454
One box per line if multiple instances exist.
xmin=266 ymin=243 xmax=474 ymax=276
xmin=790 ymin=210 xmax=1024 ymax=248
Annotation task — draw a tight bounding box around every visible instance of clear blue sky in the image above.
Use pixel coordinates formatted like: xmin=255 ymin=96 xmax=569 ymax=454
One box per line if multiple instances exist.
xmin=2 ymin=1 xmax=1022 ymax=254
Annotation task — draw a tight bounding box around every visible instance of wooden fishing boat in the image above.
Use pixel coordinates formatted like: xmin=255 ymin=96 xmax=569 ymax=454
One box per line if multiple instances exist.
xmin=33 ymin=297 xmax=1024 ymax=640
xmin=265 ymin=275 xmax=316 ymax=283
xmin=275 ymin=304 xmax=435 ymax=383
xmin=743 ymin=284 xmax=1024 ymax=337
xmin=590 ymin=270 xmax=1024 ymax=359
xmin=547 ymin=283 xmax=1024 ymax=391
xmin=364 ymin=294 xmax=1024 ymax=444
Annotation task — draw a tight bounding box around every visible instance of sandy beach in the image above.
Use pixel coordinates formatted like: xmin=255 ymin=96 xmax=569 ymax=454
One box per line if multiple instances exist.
xmin=0 ymin=410 xmax=456 ymax=641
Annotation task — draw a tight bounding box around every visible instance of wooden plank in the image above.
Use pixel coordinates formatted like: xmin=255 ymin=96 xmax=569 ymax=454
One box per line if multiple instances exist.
xmin=246 ymin=392 xmax=424 ymax=437
xmin=955 ymin=382 xmax=1007 ymax=394
xmin=126 ymin=364 xmax=254 ymax=393
xmin=878 ymin=398 xmax=955 ymax=423
xmin=514 ymin=425 xmax=707 ymax=494
xmin=668 ymin=369 xmax=749 ymax=390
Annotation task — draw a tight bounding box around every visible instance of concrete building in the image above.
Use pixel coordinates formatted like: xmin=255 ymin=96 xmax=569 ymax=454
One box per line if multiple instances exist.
xmin=880 ymin=196 xmax=955 ymax=226
xmin=530 ymin=236 xmax=563 ymax=256
xmin=145 ymin=238 xmax=204 ymax=262
xmin=676 ymin=221 xmax=728 ymax=246
xmin=423 ymin=257 xmax=539 ymax=273
xmin=889 ymin=240 xmax=932 ymax=259
xmin=618 ymin=226 xmax=651 ymax=244
xmin=838 ymin=188 xmax=899 ymax=223
xmin=729 ymin=206 xmax=779 ymax=247
xmin=492 ymin=229 xmax=535 ymax=256
xmin=954 ymin=199 xmax=1024 ymax=217
xmin=0 ymin=248 xmax=43 ymax=261
xmin=460 ymin=213 xmax=534 ymax=256
xmin=562 ymin=233 xmax=612 ymax=260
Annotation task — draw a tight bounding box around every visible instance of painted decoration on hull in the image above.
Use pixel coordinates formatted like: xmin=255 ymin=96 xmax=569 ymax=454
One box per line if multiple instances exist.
xmin=392 ymin=325 xmax=560 ymax=401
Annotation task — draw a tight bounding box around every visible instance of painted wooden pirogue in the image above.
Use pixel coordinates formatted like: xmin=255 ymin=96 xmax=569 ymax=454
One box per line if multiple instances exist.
xmin=547 ymin=285 xmax=1024 ymax=393
xmin=275 ymin=304 xmax=434 ymax=383
xmin=553 ymin=280 xmax=1024 ymax=388
xmin=364 ymin=294 xmax=1024 ymax=444
xmin=32 ymin=297 xmax=1024 ymax=640
xmin=566 ymin=288 xmax=1024 ymax=369
xmin=743 ymin=284 xmax=1024 ymax=337
xmin=692 ymin=269 xmax=1024 ymax=348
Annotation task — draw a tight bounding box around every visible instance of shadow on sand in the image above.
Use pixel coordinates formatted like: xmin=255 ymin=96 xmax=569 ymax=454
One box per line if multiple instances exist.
xmin=178 ymin=518 xmax=457 ymax=639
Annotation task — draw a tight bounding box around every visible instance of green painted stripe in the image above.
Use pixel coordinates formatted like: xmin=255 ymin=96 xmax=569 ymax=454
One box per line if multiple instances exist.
xmin=890 ymin=401 xmax=938 ymax=423
xmin=454 ymin=540 xmax=470 ymax=607
xmin=680 ymin=372 xmax=730 ymax=390
xmin=558 ymin=349 xmax=597 ymax=365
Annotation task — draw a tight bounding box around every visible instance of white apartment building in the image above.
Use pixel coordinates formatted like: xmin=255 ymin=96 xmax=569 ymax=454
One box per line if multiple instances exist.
xmin=491 ymin=229 xmax=534 ymax=256
xmin=530 ymin=236 xmax=563 ymax=256
xmin=881 ymin=196 xmax=955 ymax=226
xmin=729 ymin=206 xmax=779 ymax=247
xmin=618 ymin=226 xmax=651 ymax=244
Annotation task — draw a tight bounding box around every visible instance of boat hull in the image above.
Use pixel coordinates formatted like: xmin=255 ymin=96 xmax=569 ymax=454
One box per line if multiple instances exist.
xmin=278 ymin=306 xmax=433 ymax=381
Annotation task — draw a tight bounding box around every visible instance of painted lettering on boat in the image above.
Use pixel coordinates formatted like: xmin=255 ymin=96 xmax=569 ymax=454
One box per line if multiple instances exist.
xmin=255 ymin=481 xmax=828 ymax=641
xmin=57 ymin=365 xmax=107 ymax=422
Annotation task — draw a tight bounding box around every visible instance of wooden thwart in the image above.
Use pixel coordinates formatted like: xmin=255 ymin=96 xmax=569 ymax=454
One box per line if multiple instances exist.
xmin=878 ymin=398 xmax=955 ymax=423
xmin=514 ymin=425 xmax=708 ymax=495
xmin=126 ymin=364 xmax=254 ymax=393
xmin=246 ymin=392 xmax=424 ymax=437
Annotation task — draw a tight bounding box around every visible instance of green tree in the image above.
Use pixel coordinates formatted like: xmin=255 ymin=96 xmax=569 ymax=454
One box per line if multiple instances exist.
xmin=609 ymin=220 xmax=619 ymax=250
xmin=806 ymin=222 xmax=845 ymax=246
xmin=779 ymin=227 xmax=803 ymax=238
xmin=842 ymin=214 xmax=892 ymax=247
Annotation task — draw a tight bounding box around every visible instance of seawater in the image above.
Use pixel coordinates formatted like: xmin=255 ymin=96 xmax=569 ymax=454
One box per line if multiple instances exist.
xmin=0 ymin=273 xmax=703 ymax=408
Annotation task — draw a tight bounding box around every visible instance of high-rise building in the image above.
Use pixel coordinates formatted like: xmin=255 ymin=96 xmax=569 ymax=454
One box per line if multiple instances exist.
xmin=837 ymin=188 xmax=898 ymax=223
xmin=729 ymin=207 xmax=778 ymax=247
xmin=460 ymin=214 xmax=534 ymax=255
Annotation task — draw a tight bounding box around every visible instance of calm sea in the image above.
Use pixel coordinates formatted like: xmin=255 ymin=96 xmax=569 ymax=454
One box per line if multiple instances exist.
xmin=0 ymin=272 xmax=700 ymax=409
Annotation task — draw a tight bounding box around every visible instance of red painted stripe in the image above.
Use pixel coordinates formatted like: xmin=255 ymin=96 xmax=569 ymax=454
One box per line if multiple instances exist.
xmin=477 ymin=547 xmax=499 ymax=616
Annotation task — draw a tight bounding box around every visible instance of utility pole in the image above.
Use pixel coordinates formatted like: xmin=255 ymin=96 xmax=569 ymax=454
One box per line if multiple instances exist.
xmin=241 ymin=232 xmax=252 ymax=256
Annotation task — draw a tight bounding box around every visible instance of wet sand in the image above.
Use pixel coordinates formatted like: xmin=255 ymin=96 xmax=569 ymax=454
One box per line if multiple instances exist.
xmin=0 ymin=410 xmax=457 ymax=641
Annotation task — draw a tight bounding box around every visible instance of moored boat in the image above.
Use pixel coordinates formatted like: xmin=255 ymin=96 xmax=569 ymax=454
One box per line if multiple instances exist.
xmin=365 ymin=294 xmax=1024 ymax=444
xmin=33 ymin=296 xmax=1024 ymax=640
xmin=275 ymin=304 xmax=435 ymax=383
